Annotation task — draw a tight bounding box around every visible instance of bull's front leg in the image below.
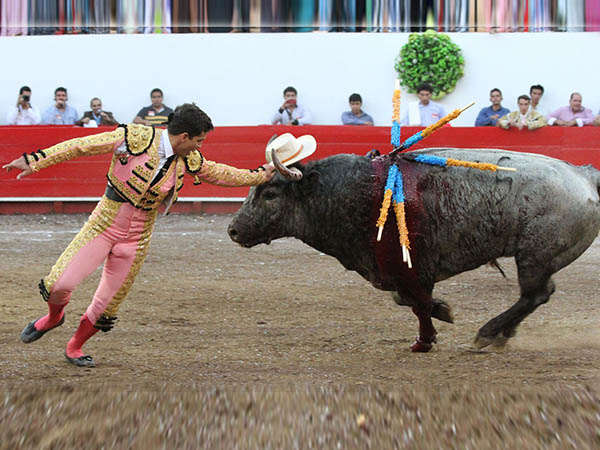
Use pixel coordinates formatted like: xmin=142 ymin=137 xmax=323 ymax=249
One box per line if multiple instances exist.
xmin=410 ymin=301 xmax=437 ymax=352
xmin=396 ymin=287 xmax=437 ymax=352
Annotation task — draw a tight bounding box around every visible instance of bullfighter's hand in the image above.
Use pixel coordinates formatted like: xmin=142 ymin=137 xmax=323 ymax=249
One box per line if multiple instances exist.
xmin=2 ymin=155 xmax=32 ymax=179
xmin=262 ymin=163 xmax=275 ymax=181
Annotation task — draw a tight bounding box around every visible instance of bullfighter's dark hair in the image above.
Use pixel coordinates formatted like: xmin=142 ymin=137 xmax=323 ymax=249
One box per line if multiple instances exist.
xmin=283 ymin=86 xmax=297 ymax=96
xmin=490 ymin=88 xmax=502 ymax=96
xmin=349 ymin=93 xmax=362 ymax=103
xmin=518 ymin=95 xmax=530 ymax=102
xmin=529 ymin=84 xmax=544 ymax=95
xmin=417 ymin=83 xmax=433 ymax=93
xmin=150 ymin=88 xmax=164 ymax=97
xmin=167 ymin=103 xmax=214 ymax=137
xmin=19 ymin=86 xmax=31 ymax=94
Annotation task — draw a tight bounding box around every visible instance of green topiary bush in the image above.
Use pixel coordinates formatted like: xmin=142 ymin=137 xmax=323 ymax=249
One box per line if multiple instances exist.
xmin=394 ymin=30 xmax=465 ymax=100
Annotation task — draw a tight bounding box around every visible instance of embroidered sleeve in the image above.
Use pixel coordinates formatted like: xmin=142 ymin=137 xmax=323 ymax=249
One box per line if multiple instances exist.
xmin=25 ymin=127 xmax=125 ymax=173
xmin=196 ymin=159 xmax=268 ymax=187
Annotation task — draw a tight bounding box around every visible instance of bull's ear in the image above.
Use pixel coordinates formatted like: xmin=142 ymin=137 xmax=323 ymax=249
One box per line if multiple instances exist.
xmin=299 ymin=169 xmax=320 ymax=195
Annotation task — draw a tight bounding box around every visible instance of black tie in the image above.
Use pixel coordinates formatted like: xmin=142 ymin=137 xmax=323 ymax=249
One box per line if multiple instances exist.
xmin=150 ymin=155 xmax=176 ymax=187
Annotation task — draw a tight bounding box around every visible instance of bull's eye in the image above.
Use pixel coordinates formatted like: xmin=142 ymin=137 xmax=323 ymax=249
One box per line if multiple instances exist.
xmin=262 ymin=190 xmax=277 ymax=201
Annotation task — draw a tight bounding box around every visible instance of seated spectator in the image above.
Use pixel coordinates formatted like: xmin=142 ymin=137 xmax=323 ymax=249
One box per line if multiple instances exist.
xmin=271 ymin=86 xmax=312 ymax=125
xmin=498 ymin=95 xmax=547 ymax=130
xmin=400 ymin=83 xmax=446 ymax=126
xmin=547 ymin=92 xmax=594 ymax=127
xmin=594 ymin=112 xmax=600 ymax=127
xmin=529 ymin=84 xmax=546 ymax=115
xmin=41 ymin=87 xmax=78 ymax=125
xmin=133 ymin=88 xmax=173 ymax=126
xmin=474 ymin=88 xmax=509 ymax=126
xmin=341 ymin=93 xmax=374 ymax=126
xmin=7 ymin=85 xmax=40 ymax=125
xmin=76 ymin=98 xmax=118 ymax=127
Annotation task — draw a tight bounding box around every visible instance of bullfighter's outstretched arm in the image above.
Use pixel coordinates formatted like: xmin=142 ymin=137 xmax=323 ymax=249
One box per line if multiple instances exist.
xmin=196 ymin=159 xmax=271 ymax=186
xmin=3 ymin=127 xmax=126 ymax=179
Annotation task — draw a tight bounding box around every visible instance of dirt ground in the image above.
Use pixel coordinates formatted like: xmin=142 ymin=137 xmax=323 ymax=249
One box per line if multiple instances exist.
xmin=1 ymin=213 xmax=599 ymax=449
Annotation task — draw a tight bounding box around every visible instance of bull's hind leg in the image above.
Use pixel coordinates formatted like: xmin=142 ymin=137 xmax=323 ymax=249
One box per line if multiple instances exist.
xmin=474 ymin=269 xmax=555 ymax=349
xmin=394 ymin=289 xmax=438 ymax=352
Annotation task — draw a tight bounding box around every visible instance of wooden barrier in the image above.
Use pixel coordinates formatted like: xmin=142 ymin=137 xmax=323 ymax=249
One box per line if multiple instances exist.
xmin=1 ymin=124 xmax=599 ymax=214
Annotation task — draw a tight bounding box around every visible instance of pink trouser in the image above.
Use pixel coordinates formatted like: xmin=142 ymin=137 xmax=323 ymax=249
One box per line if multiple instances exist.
xmin=42 ymin=196 xmax=157 ymax=327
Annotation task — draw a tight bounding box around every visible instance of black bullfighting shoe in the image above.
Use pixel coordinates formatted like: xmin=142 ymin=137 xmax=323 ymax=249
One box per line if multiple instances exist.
xmin=64 ymin=351 xmax=96 ymax=368
xmin=20 ymin=315 xmax=65 ymax=343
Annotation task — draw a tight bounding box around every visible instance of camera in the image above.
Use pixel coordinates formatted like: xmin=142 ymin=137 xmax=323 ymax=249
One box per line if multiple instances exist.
xmin=22 ymin=95 xmax=30 ymax=102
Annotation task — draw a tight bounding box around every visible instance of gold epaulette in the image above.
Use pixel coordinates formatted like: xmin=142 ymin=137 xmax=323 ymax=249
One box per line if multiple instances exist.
xmin=122 ymin=123 xmax=156 ymax=156
xmin=185 ymin=150 xmax=204 ymax=185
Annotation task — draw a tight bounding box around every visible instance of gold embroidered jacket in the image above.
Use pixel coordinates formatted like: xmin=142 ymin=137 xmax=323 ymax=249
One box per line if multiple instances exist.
xmin=24 ymin=124 xmax=268 ymax=210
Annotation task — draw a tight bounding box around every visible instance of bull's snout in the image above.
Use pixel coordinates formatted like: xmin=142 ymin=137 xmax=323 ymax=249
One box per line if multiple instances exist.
xmin=227 ymin=220 xmax=271 ymax=247
xmin=227 ymin=223 xmax=239 ymax=243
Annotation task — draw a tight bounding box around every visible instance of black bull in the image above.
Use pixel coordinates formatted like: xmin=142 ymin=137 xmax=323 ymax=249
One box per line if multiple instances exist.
xmin=228 ymin=148 xmax=600 ymax=352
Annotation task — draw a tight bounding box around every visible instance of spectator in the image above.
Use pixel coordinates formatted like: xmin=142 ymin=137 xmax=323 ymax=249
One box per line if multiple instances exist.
xmin=41 ymin=87 xmax=78 ymax=125
xmin=529 ymin=84 xmax=545 ymax=114
xmin=76 ymin=98 xmax=118 ymax=127
xmin=341 ymin=93 xmax=374 ymax=125
xmin=594 ymin=112 xmax=600 ymax=127
xmin=547 ymin=92 xmax=594 ymax=127
xmin=7 ymin=86 xmax=41 ymax=125
xmin=133 ymin=88 xmax=173 ymax=126
xmin=400 ymin=83 xmax=446 ymax=126
xmin=498 ymin=95 xmax=547 ymax=131
xmin=271 ymin=86 xmax=312 ymax=126
xmin=474 ymin=88 xmax=510 ymax=126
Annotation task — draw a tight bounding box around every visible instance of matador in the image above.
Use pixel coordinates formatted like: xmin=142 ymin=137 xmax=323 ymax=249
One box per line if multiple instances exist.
xmin=3 ymin=103 xmax=275 ymax=368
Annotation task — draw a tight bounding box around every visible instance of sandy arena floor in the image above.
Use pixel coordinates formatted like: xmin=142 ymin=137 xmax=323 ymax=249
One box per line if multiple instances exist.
xmin=0 ymin=213 xmax=599 ymax=449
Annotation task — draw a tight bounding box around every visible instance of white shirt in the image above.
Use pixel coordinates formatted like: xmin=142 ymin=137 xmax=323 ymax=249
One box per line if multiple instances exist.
xmin=7 ymin=105 xmax=41 ymax=125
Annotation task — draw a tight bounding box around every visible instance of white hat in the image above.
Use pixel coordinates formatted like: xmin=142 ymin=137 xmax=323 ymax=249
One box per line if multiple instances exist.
xmin=265 ymin=133 xmax=317 ymax=166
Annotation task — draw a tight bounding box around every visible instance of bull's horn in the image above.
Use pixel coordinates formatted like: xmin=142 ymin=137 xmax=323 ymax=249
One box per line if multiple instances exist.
xmin=271 ymin=149 xmax=303 ymax=181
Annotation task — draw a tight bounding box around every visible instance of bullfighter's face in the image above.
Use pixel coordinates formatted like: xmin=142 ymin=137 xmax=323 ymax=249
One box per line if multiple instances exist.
xmin=172 ymin=131 xmax=207 ymax=157
xmin=518 ymin=99 xmax=530 ymax=115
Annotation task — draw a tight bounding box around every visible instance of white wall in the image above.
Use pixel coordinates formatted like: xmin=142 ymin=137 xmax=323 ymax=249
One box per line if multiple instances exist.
xmin=1 ymin=32 xmax=599 ymax=127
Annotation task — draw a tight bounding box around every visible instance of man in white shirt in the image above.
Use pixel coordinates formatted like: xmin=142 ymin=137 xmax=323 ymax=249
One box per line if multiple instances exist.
xmin=7 ymin=86 xmax=41 ymax=125
xmin=271 ymin=86 xmax=313 ymax=126
xmin=529 ymin=84 xmax=546 ymax=115
xmin=400 ymin=83 xmax=446 ymax=126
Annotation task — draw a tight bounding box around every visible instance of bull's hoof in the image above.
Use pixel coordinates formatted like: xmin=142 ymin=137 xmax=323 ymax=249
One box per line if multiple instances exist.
xmin=474 ymin=329 xmax=514 ymax=349
xmin=473 ymin=333 xmax=494 ymax=350
xmin=491 ymin=334 xmax=510 ymax=348
xmin=432 ymin=300 xmax=454 ymax=324
xmin=410 ymin=337 xmax=435 ymax=353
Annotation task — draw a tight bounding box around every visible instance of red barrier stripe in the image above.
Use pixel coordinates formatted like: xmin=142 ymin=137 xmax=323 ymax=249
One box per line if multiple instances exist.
xmin=1 ymin=125 xmax=599 ymax=200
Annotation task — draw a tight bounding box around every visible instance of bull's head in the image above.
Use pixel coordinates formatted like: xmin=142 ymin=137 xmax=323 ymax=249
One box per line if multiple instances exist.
xmin=228 ymin=150 xmax=318 ymax=248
